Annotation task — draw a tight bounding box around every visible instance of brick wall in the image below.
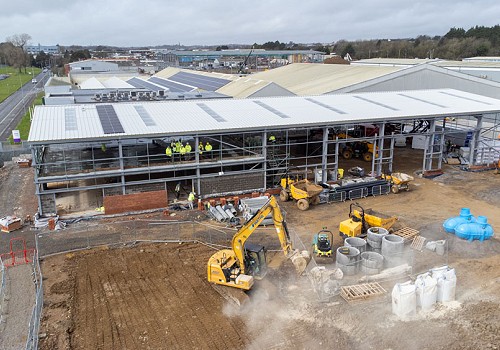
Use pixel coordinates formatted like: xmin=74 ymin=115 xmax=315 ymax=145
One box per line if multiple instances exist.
xmin=103 ymin=190 xmax=168 ymax=215
xmin=200 ymin=173 xmax=264 ymax=196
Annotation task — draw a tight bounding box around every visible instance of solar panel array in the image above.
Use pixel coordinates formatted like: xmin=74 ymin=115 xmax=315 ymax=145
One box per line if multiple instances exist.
xmin=148 ymin=77 xmax=194 ymax=93
xmin=96 ymin=105 xmax=125 ymax=134
xmin=64 ymin=108 xmax=78 ymax=131
xmin=197 ymin=103 xmax=227 ymax=122
xmin=134 ymin=105 xmax=156 ymax=126
xmin=170 ymin=71 xmax=230 ymax=91
xmin=253 ymin=101 xmax=291 ymax=119
xmin=127 ymin=77 xmax=165 ymax=92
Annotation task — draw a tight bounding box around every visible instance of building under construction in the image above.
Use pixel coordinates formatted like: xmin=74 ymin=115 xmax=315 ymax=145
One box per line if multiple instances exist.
xmin=28 ymin=89 xmax=500 ymax=215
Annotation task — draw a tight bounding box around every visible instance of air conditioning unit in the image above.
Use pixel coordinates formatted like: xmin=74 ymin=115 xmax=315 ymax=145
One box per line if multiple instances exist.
xmin=144 ymin=92 xmax=151 ymax=99
xmin=109 ymin=92 xmax=117 ymax=100
xmin=130 ymin=91 xmax=138 ymax=100
xmin=122 ymin=91 xmax=130 ymax=100
xmin=101 ymin=93 xmax=109 ymax=101
xmin=94 ymin=93 xmax=101 ymax=101
xmin=151 ymin=91 xmax=157 ymax=99
xmin=158 ymin=90 xmax=166 ymax=97
xmin=138 ymin=92 xmax=145 ymax=99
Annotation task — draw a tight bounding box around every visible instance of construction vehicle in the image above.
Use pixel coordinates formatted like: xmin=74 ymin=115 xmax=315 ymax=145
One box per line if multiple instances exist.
xmin=339 ymin=203 xmax=398 ymax=238
xmin=207 ymin=196 xmax=310 ymax=292
xmin=280 ymin=176 xmax=323 ymax=211
xmin=381 ymin=172 xmax=414 ymax=194
xmin=335 ymin=131 xmax=378 ymax=162
xmin=312 ymin=228 xmax=334 ymax=257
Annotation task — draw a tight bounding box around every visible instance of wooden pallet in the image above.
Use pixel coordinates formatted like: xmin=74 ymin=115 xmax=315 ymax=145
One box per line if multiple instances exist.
xmin=340 ymin=282 xmax=386 ymax=303
xmin=393 ymin=227 xmax=419 ymax=241
xmin=411 ymin=236 xmax=426 ymax=251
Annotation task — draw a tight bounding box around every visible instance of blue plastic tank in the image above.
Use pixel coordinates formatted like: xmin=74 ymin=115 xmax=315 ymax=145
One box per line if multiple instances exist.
xmin=455 ymin=216 xmax=494 ymax=241
xmin=443 ymin=208 xmax=476 ymax=233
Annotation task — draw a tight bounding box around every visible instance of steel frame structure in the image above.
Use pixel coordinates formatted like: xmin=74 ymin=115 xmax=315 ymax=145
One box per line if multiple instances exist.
xmin=31 ymin=113 xmax=500 ymax=215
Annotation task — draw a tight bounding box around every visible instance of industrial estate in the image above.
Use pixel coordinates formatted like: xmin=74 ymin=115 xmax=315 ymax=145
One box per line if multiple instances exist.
xmin=0 ymin=33 xmax=499 ymax=350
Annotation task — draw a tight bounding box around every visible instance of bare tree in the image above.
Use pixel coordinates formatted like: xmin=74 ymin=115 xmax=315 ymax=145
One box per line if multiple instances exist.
xmin=5 ymin=33 xmax=32 ymax=72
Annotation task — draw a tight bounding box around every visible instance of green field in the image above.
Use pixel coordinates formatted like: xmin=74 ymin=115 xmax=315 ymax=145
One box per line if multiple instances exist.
xmin=8 ymin=91 xmax=44 ymax=144
xmin=0 ymin=66 xmax=42 ymax=103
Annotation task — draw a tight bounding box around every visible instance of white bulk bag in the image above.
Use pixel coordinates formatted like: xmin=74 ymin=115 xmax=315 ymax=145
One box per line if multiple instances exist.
xmin=392 ymin=281 xmax=416 ymax=319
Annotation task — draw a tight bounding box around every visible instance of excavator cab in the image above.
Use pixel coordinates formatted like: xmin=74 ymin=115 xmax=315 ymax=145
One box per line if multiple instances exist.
xmin=244 ymin=242 xmax=268 ymax=279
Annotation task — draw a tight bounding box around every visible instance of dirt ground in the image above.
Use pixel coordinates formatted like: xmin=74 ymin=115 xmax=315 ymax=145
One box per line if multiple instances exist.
xmin=1 ymin=147 xmax=499 ymax=350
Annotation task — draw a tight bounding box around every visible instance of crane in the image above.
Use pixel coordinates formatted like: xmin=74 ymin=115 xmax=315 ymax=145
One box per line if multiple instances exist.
xmin=237 ymin=46 xmax=254 ymax=75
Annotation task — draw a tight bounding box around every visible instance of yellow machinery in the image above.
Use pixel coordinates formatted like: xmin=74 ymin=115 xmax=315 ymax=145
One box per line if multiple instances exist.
xmin=207 ymin=196 xmax=309 ymax=291
xmin=339 ymin=203 xmax=398 ymax=238
xmin=280 ymin=177 xmax=323 ymax=211
xmin=336 ymin=132 xmax=378 ymax=162
xmin=381 ymin=172 xmax=414 ymax=194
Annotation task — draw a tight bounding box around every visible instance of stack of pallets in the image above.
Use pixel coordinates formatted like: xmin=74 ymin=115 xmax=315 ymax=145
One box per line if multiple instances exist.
xmin=393 ymin=227 xmax=420 ymax=241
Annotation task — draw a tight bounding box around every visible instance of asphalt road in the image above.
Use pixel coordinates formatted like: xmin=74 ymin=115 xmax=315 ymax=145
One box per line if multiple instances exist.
xmin=0 ymin=71 xmax=50 ymax=141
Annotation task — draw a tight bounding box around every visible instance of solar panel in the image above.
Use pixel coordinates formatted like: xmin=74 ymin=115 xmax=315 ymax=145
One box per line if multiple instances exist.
xmin=127 ymin=77 xmax=165 ymax=92
xmin=64 ymin=108 xmax=78 ymax=131
xmin=398 ymin=94 xmax=447 ymax=108
xmin=305 ymin=98 xmax=347 ymax=114
xmin=253 ymin=101 xmax=291 ymax=119
xmin=353 ymin=96 xmax=399 ymax=111
xmin=96 ymin=105 xmax=125 ymax=134
xmin=169 ymin=71 xmax=230 ymax=91
xmin=134 ymin=105 xmax=156 ymax=126
xmin=197 ymin=103 xmax=227 ymax=122
xmin=148 ymin=77 xmax=194 ymax=93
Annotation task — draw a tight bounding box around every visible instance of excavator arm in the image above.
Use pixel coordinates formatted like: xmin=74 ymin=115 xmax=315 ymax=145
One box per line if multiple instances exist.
xmin=232 ymin=196 xmax=292 ymax=275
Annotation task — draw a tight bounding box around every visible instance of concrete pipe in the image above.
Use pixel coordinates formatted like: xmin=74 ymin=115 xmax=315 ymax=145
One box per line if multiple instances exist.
xmin=381 ymin=234 xmax=405 ymax=268
xmin=367 ymin=227 xmax=389 ymax=249
xmin=344 ymin=237 xmax=367 ymax=253
xmin=336 ymin=246 xmax=360 ymax=276
xmin=360 ymin=252 xmax=384 ymax=275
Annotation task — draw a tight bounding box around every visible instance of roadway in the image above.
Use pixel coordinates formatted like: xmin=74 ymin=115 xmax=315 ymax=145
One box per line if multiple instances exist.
xmin=0 ymin=70 xmax=50 ymax=141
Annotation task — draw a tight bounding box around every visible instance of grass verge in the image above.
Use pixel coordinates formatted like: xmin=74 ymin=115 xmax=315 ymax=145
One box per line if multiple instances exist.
xmin=8 ymin=91 xmax=44 ymax=144
xmin=0 ymin=66 xmax=42 ymax=103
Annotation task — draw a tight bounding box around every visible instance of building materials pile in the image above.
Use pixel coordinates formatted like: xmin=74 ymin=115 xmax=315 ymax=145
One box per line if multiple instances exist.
xmin=239 ymin=196 xmax=273 ymax=226
xmin=0 ymin=216 xmax=22 ymax=233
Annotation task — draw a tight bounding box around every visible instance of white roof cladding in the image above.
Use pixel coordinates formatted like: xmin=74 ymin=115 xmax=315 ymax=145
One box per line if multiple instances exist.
xmin=29 ymin=89 xmax=500 ymax=144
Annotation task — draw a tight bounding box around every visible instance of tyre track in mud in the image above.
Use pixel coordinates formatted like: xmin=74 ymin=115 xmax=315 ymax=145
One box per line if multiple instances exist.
xmin=65 ymin=243 xmax=249 ymax=350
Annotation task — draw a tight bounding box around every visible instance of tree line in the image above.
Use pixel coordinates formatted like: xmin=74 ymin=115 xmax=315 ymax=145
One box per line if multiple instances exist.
xmin=334 ymin=25 xmax=500 ymax=60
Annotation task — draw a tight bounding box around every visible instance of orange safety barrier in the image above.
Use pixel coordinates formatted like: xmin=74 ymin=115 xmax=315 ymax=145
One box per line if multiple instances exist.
xmin=0 ymin=237 xmax=35 ymax=267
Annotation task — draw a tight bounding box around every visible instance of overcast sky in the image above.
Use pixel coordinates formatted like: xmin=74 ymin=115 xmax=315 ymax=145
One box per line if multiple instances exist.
xmin=2 ymin=0 xmax=499 ymax=47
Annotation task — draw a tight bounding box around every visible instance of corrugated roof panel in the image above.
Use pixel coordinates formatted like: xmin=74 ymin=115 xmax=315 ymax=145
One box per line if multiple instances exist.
xmin=28 ymin=89 xmax=500 ymax=143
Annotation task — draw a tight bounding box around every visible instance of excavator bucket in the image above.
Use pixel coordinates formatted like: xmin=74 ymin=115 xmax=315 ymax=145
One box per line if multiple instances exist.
xmin=211 ymin=284 xmax=250 ymax=308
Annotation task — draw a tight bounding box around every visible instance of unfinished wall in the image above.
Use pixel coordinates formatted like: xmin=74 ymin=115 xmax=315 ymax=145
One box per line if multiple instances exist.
xmin=103 ymin=190 xmax=168 ymax=215
xmin=200 ymin=173 xmax=264 ymax=196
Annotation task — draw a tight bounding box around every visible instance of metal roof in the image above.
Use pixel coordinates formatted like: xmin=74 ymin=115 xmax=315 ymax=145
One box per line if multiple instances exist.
xmin=28 ymin=89 xmax=500 ymax=144
xmin=220 ymin=63 xmax=402 ymax=96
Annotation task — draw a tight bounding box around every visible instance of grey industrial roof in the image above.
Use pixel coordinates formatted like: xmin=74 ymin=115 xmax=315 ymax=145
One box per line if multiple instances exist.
xmin=28 ymin=89 xmax=500 ymax=144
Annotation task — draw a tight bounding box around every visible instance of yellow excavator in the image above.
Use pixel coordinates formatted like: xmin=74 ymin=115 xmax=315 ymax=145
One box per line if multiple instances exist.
xmin=207 ymin=196 xmax=310 ymax=291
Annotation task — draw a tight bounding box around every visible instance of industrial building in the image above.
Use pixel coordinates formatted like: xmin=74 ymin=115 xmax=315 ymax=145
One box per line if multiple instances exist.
xmin=29 ymin=89 xmax=500 ymax=216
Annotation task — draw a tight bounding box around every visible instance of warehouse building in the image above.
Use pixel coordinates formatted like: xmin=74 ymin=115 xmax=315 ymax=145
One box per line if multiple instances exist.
xmin=29 ymin=89 xmax=500 ymax=216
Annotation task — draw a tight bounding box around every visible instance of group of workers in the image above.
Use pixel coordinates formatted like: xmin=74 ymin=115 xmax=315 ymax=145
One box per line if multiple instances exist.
xmin=165 ymin=140 xmax=213 ymax=161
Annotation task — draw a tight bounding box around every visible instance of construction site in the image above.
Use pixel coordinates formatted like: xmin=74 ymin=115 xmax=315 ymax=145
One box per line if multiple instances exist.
xmin=0 ymin=63 xmax=499 ymax=350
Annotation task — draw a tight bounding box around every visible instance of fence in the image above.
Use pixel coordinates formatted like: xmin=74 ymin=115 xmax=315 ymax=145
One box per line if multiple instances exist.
xmin=0 ymin=258 xmax=6 ymax=321
xmin=0 ymin=141 xmax=30 ymax=162
xmin=25 ymin=240 xmax=43 ymax=350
